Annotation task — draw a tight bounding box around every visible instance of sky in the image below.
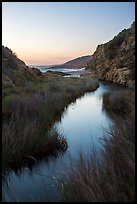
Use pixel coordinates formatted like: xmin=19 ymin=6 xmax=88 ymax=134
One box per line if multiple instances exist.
xmin=2 ymin=2 xmax=135 ymax=65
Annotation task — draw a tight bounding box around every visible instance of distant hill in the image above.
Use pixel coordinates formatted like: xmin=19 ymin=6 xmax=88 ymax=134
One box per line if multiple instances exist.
xmin=86 ymin=22 xmax=135 ymax=88
xmin=50 ymin=55 xmax=92 ymax=69
xmin=2 ymin=46 xmax=41 ymax=87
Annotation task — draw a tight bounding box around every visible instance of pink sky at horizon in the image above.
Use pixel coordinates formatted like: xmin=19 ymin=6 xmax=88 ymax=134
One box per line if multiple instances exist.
xmin=12 ymin=48 xmax=93 ymax=66
xmin=2 ymin=2 xmax=135 ymax=65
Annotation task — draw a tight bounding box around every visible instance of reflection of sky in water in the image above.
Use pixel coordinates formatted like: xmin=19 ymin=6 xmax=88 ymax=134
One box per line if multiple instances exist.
xmin=2 ymin=82 xmax=125 ymax=202
xmin=56 ymin=91 xmax=111 ymax=158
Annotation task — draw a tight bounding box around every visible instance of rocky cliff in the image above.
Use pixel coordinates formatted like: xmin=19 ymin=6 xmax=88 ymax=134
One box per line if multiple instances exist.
xmin=86 ymin=22 xmax=135 ymax=88
xmin=2 ymin=46 xmax=41 ymax=87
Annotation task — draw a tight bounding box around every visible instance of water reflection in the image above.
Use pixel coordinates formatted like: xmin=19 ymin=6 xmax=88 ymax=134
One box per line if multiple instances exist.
xmin=56 ymin=89 xmax=112 ymax=160
xmin=2 ymin=81 xmax=126 ymax=202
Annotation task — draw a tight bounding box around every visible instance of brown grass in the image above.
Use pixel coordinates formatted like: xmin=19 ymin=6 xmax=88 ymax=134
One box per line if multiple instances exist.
xmin=2 ymin=76 xmax=99 ymax=173
xmin=59 ymin=85 xmax=135 ymax=203
xmin=102 ymin=89 xmax=135 ymax=117
xmin=59 ymin=112 xmax=135 ymax=202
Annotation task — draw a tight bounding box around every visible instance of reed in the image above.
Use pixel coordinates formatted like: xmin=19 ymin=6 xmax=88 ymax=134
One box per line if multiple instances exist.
xmin=2 ymin=76 xmax=99 ymax=173
xmin=59 ymin=102 xmax=135 ymax=202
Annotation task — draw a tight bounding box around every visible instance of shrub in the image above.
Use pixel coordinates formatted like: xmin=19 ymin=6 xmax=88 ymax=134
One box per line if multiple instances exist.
xmin=104 ymin=29 xmax=127 ymax=60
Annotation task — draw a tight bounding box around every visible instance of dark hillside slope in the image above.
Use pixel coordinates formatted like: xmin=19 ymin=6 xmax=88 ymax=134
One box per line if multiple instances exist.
xmin=50 ymin=55 xmax=92 ymax=69
xmin=86 ymin=22 xmax=135 ymax=88
xmin=2 ymin=46 xmax=41 ymax=87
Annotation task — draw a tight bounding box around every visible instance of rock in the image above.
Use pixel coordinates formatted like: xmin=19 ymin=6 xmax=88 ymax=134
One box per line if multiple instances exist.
xmin=86 ymin=21 xmax=135 ymax=88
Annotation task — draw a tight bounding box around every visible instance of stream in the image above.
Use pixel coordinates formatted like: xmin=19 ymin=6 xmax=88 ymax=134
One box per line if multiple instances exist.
xmin=2 ymin=81 xmax=126 ymax=202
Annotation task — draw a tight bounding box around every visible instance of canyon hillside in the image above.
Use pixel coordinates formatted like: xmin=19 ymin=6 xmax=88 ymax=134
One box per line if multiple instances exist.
xmin=86 ymin=22 xmax=135 ymax=88
xmin=2 ymin=46 xmax=41 ymax=87
xmin=50 ymin=55 xmax=92 ymax=69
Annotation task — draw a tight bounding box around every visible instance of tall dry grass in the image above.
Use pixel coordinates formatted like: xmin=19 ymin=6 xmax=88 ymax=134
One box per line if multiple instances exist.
xmin=59 ymin=89 xmax=135 ymax=202
xmin=102 ymin=89 xmax=135 ymax=117
xmin=2 ymin=77 xmax=99 ymax=173
xmin=59 ymin=113 xmax=135 ymax=202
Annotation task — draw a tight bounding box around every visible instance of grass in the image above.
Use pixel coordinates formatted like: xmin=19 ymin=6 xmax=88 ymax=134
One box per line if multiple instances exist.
xmin=59 ymin=113 xmax=135 ymax=202
xmin=2 ymin=119 xmax=67 ymax=173
xmin=58 ymin=90 xmax=135 ymax=202
xmin=2 ymin=74 xmax=134 ymax=202
xmin=102 ymin=89 xmax=135 ymax=117
xmin=2 ymin=95 xmax=11 ymax=112
xmin=2 ymin=75 xmax=99 ymax=173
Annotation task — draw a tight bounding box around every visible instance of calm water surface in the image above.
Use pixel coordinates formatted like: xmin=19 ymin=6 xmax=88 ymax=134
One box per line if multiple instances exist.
xmin=2 ymin=81 xmax=126 ymax=202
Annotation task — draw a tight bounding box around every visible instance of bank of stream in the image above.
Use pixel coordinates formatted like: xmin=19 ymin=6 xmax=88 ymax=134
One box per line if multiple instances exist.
xmin=2 ymin=81 xmax=127 ymax=202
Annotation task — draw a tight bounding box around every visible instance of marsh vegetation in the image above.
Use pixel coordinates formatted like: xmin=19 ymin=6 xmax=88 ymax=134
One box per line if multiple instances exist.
xmin=2 ymin=74 xmax=99 ymax=173
xmin=59 ymin=89 xmax=135 ymax=202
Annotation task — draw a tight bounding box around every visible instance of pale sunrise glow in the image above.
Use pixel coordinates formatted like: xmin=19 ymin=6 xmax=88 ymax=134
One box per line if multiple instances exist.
xmin=2 ymin=2 xmax=135 ymax=65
